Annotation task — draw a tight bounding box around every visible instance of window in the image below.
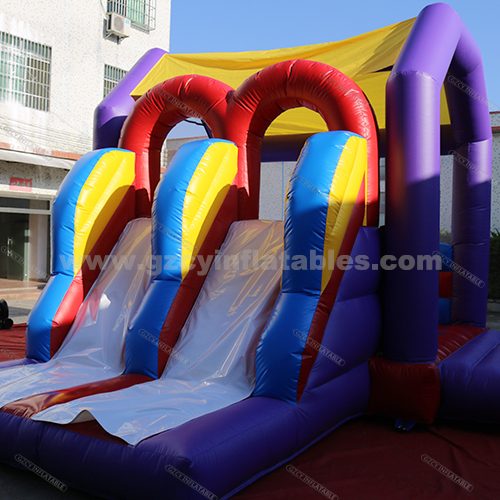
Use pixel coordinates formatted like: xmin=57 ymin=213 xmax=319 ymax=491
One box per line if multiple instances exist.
xmin=103 ymin=65 xmax=128 ymax=98
xmin=107 ymin=0 xmax=156 ymax=31
xmin=0 ymin=32 xmax=51 ymax=112
xmin=0 ymin=196 xmax=50 ymax=213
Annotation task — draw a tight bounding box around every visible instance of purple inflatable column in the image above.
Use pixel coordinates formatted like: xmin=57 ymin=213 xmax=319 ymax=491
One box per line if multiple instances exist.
xmin=384 ymin=3 xmax=492 ymax=363
xmin=446 ymin=72 xmax=492 ymax=326
xmin=93 ymin=48 xmax=167 ymax=149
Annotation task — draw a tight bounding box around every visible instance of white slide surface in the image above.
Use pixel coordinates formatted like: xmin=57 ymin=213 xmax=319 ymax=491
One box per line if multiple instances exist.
xmin=0 ymin=219 xmax=151 ymax=407
xmin=34 ymin=220 xmax=284 ymax=446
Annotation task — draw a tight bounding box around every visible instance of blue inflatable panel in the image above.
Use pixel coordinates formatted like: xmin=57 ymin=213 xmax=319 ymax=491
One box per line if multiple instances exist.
xmin=254 ymin=131 xmax=366 ymax=404
xmin=438 ymin=297 xmax=451 ymax=325
xmin=439 ymin=242 xmax=453 ymax=272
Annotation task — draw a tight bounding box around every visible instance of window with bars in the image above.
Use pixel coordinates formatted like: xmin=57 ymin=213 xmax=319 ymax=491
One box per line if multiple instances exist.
xmin=0 ymin=32 xmax=51 ymax=112
xmin=107 ymin=0 xmax=156 ymax=31
xmin=104 ymin=64 xmax=128 ymax=98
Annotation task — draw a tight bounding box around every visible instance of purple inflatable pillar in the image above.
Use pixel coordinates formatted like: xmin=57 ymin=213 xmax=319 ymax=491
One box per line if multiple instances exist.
xmin=93 ymin=48 xmax=167 ymax=150
xmin=384 ymin=3 xmax=492 ymax=363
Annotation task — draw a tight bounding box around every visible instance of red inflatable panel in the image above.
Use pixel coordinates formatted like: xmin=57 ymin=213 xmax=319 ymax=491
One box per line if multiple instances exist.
xmin=1 ymin=374 xmax=152 ymax=419
xmin=436 ymin=324 xmax=486 ymax=363
xmin=439 ymin=271 xmax=453 ymax=299
xmin=368 ymin=356 xmax=441 ymax=423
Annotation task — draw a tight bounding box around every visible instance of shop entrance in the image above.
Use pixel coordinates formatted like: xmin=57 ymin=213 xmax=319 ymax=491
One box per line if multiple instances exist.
xmin=0 ymin=211 xmax=29 ymax=281
xmin=0 ymin=196 xmax=50 ymax=282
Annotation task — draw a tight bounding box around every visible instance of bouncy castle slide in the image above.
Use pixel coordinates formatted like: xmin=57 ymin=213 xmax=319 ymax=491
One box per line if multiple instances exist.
xmin=0 ymin=128 xmax=379 ymax=500
xmin=0 ymin=4 xmax=496 ymax=499
xmin=0 ymin=50 xmax=381 ymax=497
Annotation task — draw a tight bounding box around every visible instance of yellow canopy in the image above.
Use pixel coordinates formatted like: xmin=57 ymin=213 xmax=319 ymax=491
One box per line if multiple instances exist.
xmin=131 ymin=17 xmax=450 ymax=135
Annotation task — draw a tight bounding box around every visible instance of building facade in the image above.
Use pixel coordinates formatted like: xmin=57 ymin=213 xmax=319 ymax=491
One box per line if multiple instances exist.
xmin=0 ymin=0 xmax=171 ymax=281
xmin=439 ymin=112 xmax=500 ymax=234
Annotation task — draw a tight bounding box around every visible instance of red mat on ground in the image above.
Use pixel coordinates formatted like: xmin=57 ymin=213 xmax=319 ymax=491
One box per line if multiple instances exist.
xmin=234 ymin=415 xmax=500 ymax=500
xmin=0 ymin=324 xmax=26 ymax=362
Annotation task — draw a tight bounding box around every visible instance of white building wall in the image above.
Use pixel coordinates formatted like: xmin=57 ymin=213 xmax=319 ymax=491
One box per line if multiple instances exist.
xmin=440 ymin=113 xmax=500 ymax=232
xmin=0 ymin=1 xmax=171 ymax=281
xmin=259 ymin=161 xmax=294 ymax=221
xmin=0 ymin=161 xmax=67 ymax=197
xmin=0 ymin=1 xmax=171 ymax=156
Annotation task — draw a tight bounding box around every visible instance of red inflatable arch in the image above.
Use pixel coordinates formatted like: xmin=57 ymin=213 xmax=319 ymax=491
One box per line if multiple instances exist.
xmin=225 ymin=59 xmax=379 ymax=225
xmin=119 ymin=60 xmax=379 ymax=225
xmin=118 ymin=75 xmax=233 ymax=217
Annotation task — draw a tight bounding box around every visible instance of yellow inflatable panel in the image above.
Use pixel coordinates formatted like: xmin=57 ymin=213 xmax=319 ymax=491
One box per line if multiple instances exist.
xmin=322 ymin=136 xmax=367 ymax=292
xmin=73 ymin=150 xmax=135 ymax=274
xmin=181 ymin=142 xmax=238 ymax=278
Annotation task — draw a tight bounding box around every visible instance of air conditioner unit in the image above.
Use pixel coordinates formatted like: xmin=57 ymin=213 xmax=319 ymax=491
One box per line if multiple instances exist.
xmin=107 ymin=13 xmax=131 ymax=38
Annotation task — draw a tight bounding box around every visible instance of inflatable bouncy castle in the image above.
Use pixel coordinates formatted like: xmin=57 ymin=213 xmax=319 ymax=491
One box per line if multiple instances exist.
xmin=0 ymin=3 xmax=496 ymax=499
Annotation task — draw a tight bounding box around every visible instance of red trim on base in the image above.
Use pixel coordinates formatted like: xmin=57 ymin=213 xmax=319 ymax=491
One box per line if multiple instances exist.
xmin=1 ymin=374 xmax=152 ymax=419
xmin=368 ymin=325 xmax=487 ymax=423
